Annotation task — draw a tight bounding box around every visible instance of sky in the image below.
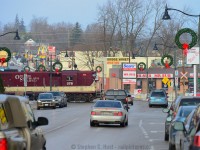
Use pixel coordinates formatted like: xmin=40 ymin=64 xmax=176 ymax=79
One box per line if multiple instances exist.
xmin=1 ymin=0 xmax=200 ymax=30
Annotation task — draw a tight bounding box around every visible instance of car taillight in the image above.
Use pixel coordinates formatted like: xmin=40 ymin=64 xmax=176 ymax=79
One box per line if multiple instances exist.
xmin=114 ymin=112 xmax=123 ymax=116
xmin=91 ymin=111 xmax=100 ymax=115
xmin=0 ymin=138 xmax=7 ymax=150
xmin=91 ymin=111 xmax=96 ymax=115
xmin=125 ymin=98 xmax=128 ymax=102
xmin=193 ymin=135 xmax=200 ymax=147
xmin=173 ymin=112 xmax=176 ymax=118
xmin=147 ymin=98 xmax=150 ymax=101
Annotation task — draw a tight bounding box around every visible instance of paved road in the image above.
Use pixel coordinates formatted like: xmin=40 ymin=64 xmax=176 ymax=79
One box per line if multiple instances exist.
xmin=33 ymin=100 xmax=169 ymax=150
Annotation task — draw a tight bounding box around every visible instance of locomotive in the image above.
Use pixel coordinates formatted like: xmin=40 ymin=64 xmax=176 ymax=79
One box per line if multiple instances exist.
xmin=0 ymin=70 xmax=98 ymax=102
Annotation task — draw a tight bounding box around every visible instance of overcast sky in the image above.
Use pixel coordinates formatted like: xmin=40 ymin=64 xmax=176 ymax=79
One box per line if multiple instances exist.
xmin=1 ymin=0 xmax=200 ymax=29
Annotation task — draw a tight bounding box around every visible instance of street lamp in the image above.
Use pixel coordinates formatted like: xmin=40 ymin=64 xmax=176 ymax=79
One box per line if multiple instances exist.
xmin=163 ymin=4 xmax=200 ymax=96
xmin=153 ymin=43 xmax=178 ymax=99
xmin=0 ymin=30 xmax=20 ymax=40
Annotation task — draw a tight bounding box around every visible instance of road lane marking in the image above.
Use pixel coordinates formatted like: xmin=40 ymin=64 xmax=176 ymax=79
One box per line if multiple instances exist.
xmin=150 ymin=131 xmax=165 ymax=133
xmin=139 ymin=120 xmax=149 ymax=138
xmin=149 ymin=139 xmax=163 ymax=142
xmin=149 ymin=122 xmax=164 ymax=125
xmin=44 ymin=118 xmax=78 ymax=134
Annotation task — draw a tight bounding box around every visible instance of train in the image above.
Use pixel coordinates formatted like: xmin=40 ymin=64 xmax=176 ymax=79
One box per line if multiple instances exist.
xmin=0 ymin=70 xmax=98 ymax=102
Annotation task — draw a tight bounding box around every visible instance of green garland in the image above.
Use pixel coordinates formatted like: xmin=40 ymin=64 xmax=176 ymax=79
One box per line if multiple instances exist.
xmin=175 ymin=28 xmax=197 ymax=49
xmin=137 ymin=62 xmax=146 ymax=71
xmin=38 ymin=64 xmax=46 ymax=71
xmin=161 ymin=54 xmax=173 ymax=66
xmin=95 ymin=66 xmax=102 ymax=73
xmin=24 ymin=66 xmax=30 ymax=72
xmin=52 ymin=61 xmax=63 ymax=71
xmin=0 ymin=47 xmax=11 ymax=62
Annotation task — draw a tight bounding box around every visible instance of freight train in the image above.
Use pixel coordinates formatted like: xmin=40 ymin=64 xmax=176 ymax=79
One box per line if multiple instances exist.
xmin=0 ymin=70 xmax=98 ymax=102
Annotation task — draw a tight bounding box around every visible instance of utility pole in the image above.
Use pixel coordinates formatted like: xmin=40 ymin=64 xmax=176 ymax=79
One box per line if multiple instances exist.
xmin=50 ymin=55 xmax=52 ymax=91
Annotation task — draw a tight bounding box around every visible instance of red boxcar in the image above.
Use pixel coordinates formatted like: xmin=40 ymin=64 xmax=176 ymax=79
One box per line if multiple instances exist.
xmin=0 ymin=70 xmax=97 ymax=102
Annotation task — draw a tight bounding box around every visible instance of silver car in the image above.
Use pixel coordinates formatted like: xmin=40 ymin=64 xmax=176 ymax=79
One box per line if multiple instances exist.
xmin=90 ymin=100 xmax=128 ymax=127
xmin=37 ymin=93 xmax=56 ymax=109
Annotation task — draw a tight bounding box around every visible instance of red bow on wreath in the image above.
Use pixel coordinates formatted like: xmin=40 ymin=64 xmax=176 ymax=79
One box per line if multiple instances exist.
xmin=139 ymin=65 xmax=144 ymax=71
xmin=165 ymin=60 xmax=170 ymax=69
xmin=55 ymin=68 xmax=59 ymax=74
xmin=0 ymin=58 xmax=6 ymax=66
xmin=182 ymin=43 xmax=189 ymax=56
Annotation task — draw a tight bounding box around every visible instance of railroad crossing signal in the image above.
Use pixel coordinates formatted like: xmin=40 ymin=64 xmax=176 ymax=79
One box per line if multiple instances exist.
xmin=181 ymin=72 xmax=188 ymax=80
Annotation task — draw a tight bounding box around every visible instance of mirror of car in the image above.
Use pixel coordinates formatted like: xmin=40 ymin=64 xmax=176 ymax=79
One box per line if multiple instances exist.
xmin=162 ymin=108 xmax=169 ymax=113
xmin=174 ymin=122 xmax=185 ymax=131
xmin=166 ymin=116 xmax=172 ymax=122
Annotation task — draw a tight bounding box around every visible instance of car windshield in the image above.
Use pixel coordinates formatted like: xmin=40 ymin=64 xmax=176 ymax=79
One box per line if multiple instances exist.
xmin=94 ymin=101 xmax=122 ymax=108
xmin=106 ymin=90 xmax=126 ymax=96
xmin=180 ymin=98 xmax=200 ymax=106
xmin=49 ymin=92 xmax=61 ymax=96
xmin=151 ymin=91 xmax=165 ymax=97
xmin=39 ymin=94 xmax=53 ymax=99
xmin=177 ymin=107 xmax=196 ymax=118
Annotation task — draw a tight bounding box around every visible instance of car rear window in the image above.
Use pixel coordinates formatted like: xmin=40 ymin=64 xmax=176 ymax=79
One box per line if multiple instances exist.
xmin=39 ymin=94 xmax=53 ymax=99
xmin=49 ymin=92 xmax=61 ymax=96
xmin=180 ymin=98 xmax=200 ymax=106
xmin=151 ymin=91 xmax=165 ymax=97
xmin=106 ymin=90 xmax=126 ymax=96
xmin=94 ymin=101 xmax=122 ymax=108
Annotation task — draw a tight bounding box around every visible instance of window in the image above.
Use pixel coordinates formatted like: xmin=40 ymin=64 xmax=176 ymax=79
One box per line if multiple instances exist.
xmin=66 ymin=76 xmax=73 ymax=81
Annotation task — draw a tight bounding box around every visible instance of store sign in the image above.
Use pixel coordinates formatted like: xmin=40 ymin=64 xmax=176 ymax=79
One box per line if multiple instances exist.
xmin=122 ymin=63 xmax=136 ymax=71
xmin=137 ymin=74 xmax=173 ymax=78
xmin=123 ymin=71 xmax=136 ymax=78
xmin=187 ymin=47 xmax=199 ymax=64
xmin=123 ymin=79 xmax=136 ymax=84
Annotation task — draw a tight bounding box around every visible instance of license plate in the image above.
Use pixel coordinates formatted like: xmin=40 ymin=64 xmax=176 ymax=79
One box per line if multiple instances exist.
xmin=102 ymin=112 xmax=111 ymax=115
xmin=45 ymin=104 xmax=49 ymax=106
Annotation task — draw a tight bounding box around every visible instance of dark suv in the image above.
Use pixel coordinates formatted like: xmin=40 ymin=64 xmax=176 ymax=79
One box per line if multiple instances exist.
xmin=104 ymin=89 xmax=131 ymax=105
xmin=148 ymin=89 xmax=168 ymax=108
xmin=0 ymin=94 xmax=48 ymax=150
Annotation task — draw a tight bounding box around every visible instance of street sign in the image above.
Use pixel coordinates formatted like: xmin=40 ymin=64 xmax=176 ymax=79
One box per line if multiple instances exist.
xmin=175 ymin=77 xmax=178 ymax=86
xmin=175 ymin=70 xmax=178 ymax=77
xmin=162 ymin=76 xmax=169 ymax=84
xmin=24 ymin=74 xmax=27 ymax=87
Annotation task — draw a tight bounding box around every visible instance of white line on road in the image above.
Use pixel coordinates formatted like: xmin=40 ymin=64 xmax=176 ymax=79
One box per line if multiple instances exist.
xmin=44 ymin=118 xmax=78 ymax=134
xmin=149 ymin=122 xmax=164 ymax=125
xmin=150 ymin=131 xmax=165 ymax=133
xmin=149 ymin=139 xmax=163 ymax=142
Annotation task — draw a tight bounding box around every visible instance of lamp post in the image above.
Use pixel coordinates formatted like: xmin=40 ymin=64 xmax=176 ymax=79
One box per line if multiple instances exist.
xmin=0 ymin=30 xmax=20 ymax=40
xmin=163 ymin=4 xmax=200 ymax=96
xmin=50 ymin=54 xmax=53 ymax=91
xmin=153 ymin=43 xmax=178 ymax=99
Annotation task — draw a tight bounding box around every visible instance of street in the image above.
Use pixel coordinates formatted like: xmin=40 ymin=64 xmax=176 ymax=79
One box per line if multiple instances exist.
xmin=33 ymin=100 xmax=168 ymax=150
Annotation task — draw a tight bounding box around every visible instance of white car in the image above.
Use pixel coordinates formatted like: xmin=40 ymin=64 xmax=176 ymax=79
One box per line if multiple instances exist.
xmin=90 ymin=100 xmax=129 ymax=127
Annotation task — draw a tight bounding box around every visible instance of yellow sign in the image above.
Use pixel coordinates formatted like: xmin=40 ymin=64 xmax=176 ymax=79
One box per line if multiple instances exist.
xmin=162 ymin=76 xmax=169 ymax=84
xmin=38 ymin=45 xmax=47 ymax=59
xmin=167 ymin=80 xmax=171 ymax=87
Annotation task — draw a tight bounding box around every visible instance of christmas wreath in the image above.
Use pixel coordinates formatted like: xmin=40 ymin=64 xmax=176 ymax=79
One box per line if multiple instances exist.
xmin=52 ymin=61 xmax=63 ymax=71
xmin=24 ymin=66 xmax=30 ymax=72
xmin=0 ymin=47 xmax=11 ymax=62
xmin=175 ymin=28 xmax=197 ymax=49
xmin=137 ymin=62 xmax=146 ymax=71
xmin=38 ymin=64 xmax=46 ymax=71
xmin=161 ymin=54 xmax=173 ymax=68
xmin=95 ymin=66 xmax=102 ymax=73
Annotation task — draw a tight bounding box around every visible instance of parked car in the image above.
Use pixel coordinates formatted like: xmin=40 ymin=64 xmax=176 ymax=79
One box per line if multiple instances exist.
xmin=48 ymin=91 xmax=66 ymax=108
xmin=163 ymin=107 xmax=173 ymax=141
xmin=0 ymin=94 xmax=48 ymax=150
xmin=148 ymin=89 xmax=168 ymax=108
xmin=174 ymin=103 xmax=200 ymax=150
xmin=37 ymin=92 xmax=56 ymax=109
xmin=168 ymin=106 xmax=196 ymax=150
xmin=90 ymin=100 xmax=129 ymax=127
